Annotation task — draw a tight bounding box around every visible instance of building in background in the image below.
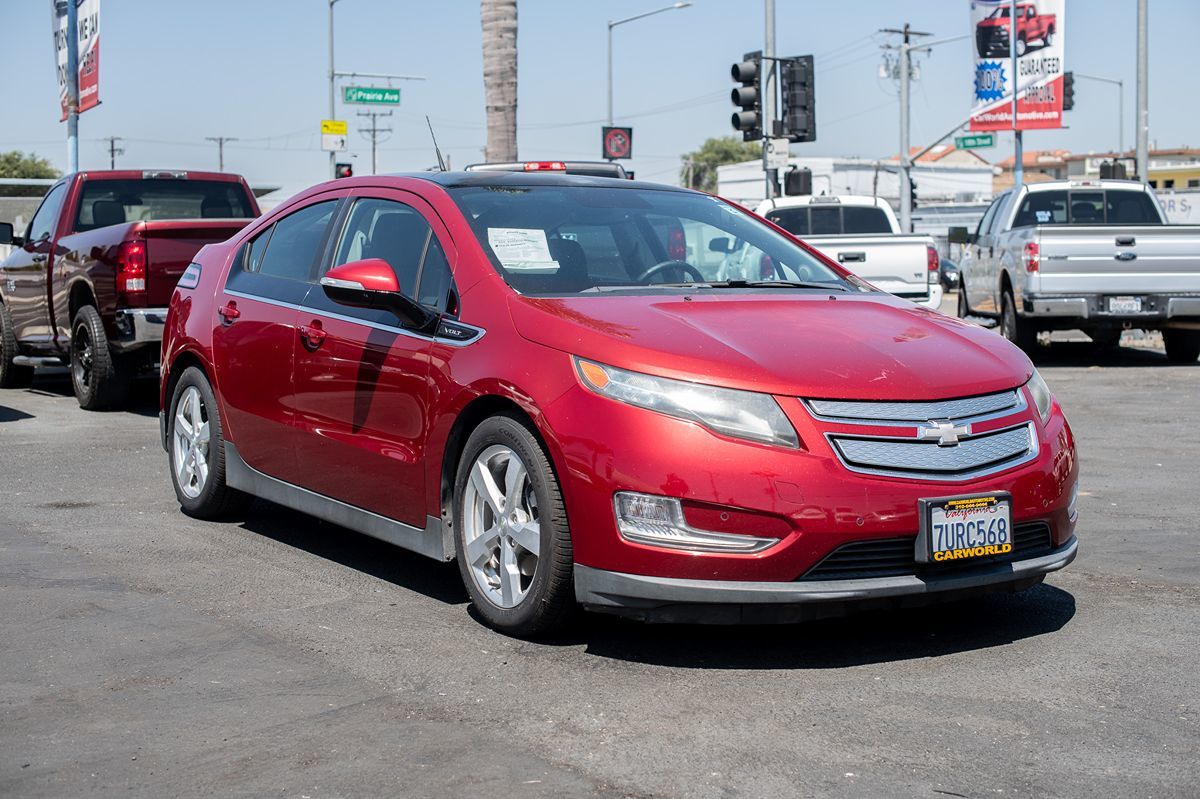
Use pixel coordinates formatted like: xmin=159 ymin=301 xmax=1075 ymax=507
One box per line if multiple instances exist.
xmin=993 ymin=150 xmax=1071 ymax=192
xmin=1065 ymin=147 xmax=1200 ymax=190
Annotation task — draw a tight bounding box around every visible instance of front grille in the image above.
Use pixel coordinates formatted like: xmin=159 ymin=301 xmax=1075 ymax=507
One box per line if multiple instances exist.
xmin=799 ymin=522 xmax=1054 ymax=581
xmin=804 ymin=389 xmax=1038 ymax=481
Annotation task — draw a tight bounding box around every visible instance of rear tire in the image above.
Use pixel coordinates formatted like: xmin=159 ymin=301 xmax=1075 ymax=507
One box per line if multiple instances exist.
xmin=167 ymin=366 xmax=252 ymax=518
xmin=1163 ymin=329 xmax=1200 ymax=363
xmin=453 ymin=413 xmax=574 ymax=637
xmin=1000 ymin=288 xmax=1038 ymax=353
xmin=0 ymin=301 xmax=33 ymax=389
xmin=70 ymin=305 xmax=130 ymax=410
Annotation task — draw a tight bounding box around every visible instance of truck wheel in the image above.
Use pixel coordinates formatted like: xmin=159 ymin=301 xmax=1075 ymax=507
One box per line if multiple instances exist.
xmin=453 ymin=413 xmax=574 ymax=637
xmin=1044 ymin=28 xmax=1054 ymax=46
xmin=1016 ymin=35 xmax=1028 ymax=57
xmin=0 ymin=302 xmax=34 ymax=389
xmin=1163 ymin=330 xmax=1200 ymax=364
xmin=167 ymin=366 xmax=251 ymax=518
xmin=1000 ymin=289 xmax=1038 ymax=353
xmin=70 ymin=305 xmax=130 ymax=410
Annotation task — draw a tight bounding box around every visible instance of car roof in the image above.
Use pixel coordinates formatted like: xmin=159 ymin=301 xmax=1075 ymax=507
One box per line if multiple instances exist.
xmin=756 ymin=194 xmax=889 ymax=210
xmin=389 ymin=170 xmax=690 ymax=193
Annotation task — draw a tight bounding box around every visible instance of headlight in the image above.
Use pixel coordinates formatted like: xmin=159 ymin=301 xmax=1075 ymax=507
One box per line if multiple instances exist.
xmin=574 ymin=357 xmax=799 ymax=448
xmin=1027 ymin=369 xmax=1053 ymax=423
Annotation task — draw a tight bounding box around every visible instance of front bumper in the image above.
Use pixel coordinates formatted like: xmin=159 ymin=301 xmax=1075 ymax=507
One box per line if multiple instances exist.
xmin=1024 ymin=294 xmax=1200 ymax=326
xmin=112 ymin=308 xmax=169 ymax=350
xmin=575 ymin=536 xmax=1077 ymax=623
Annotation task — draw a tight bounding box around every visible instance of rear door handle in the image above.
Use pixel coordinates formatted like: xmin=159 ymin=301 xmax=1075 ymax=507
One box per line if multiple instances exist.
xmin=218 ymin=301 xmax=241 ymax=324
xmin=300 ymin=320 xmax=327 ymax=350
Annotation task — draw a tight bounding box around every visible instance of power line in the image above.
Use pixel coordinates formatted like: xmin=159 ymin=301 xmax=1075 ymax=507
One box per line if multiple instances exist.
xmin=204 ymin=136 xmax=238 ymax=171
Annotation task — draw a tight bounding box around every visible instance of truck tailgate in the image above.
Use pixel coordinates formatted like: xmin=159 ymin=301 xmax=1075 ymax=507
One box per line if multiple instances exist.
xmin=140 ymin=219 xmax=253 ymax=306
xmin=1036 ymin=225 xmax=1200 ymax=295
xmin=803 ymin=234 xmax=931 ymax=300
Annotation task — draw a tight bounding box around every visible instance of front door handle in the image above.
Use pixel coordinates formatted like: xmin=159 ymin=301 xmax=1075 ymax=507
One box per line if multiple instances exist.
xmin=300 ymin=320 xmax=327 ymax=350
xmin=218 ymin=301 xmax=241 ymax=324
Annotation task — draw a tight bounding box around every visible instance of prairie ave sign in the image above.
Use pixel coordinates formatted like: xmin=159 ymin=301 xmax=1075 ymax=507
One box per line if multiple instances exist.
xmin=343 ymin=86 xmax=401 ymax=105
xmin=955 ymin=133 xmax=995 ymax=149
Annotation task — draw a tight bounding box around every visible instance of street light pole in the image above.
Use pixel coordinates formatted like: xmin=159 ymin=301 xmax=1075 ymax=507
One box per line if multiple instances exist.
xmin=328 ymin=0 xmax=339 ymax=179
xmin=1135 ymin=0 xmax=1149 ymax=180
xmin=1073 ymin=73 xmax=1125 ymax=154
xmin=65 ymin=0 xmax=79 ymax=173
xmin=606 ymin=2 xmax=691 ymax=127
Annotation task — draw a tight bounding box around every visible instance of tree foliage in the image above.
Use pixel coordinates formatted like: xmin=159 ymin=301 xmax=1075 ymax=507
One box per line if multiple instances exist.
xmin=679 ymin=137 xmax=760 ymax=192
xmin=0 ymin=151 xmax=60 ymax=197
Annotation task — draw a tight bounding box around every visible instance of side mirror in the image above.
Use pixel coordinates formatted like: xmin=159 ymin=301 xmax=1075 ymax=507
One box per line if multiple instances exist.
xmin=0 ymin=222 xmax=13 ymax=246
xmin=320 ymin=258 xmax=436 ymax=331
xmin=708 ymin=237 xmax=731 ymax=253
xmin=947 ymin=226 xmax=975 ymax=245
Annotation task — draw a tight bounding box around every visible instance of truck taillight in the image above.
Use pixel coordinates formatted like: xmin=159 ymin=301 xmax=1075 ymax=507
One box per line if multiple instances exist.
xmin=117 ymin=240 xmax=147 ymax=295
xmin=926 ymin=244 xmax=939 ymax=283
xmin=1023 ymin=241 xmax=1040 ymax=273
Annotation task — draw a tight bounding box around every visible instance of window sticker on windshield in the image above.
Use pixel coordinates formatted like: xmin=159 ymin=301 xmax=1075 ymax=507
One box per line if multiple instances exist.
xmin=487 ymin=227 xmax=560 ymax=273
xmin=1036 ymin=210 xmax=1053 ymax=223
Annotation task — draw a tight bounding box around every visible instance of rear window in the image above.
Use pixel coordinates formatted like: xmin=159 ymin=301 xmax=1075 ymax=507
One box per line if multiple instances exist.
xmin=765 ymin=204 xmax=892 ymax=236
xmin=74 ymin=179 xmax=255 ymax=231
xmin=1012 ymin=189 xmax=1161 ymax=227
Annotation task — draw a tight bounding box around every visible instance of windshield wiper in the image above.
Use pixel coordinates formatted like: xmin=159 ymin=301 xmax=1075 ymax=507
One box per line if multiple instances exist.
xmin=657 ymin=279 xmax=848 ymax=292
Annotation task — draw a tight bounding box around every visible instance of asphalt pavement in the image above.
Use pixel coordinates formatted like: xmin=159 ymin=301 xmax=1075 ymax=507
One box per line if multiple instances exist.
xmin=1 ymin=297 xmax=1197 ymax=798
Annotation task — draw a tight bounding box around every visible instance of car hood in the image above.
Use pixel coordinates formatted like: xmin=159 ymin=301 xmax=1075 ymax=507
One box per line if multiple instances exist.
xmin=508 ymin=292 xmax=1031 ymax=401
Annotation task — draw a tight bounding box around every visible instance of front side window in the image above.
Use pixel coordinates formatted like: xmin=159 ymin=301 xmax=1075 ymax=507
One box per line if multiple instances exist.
xmin=330 ymin=199 xmax=431 ymax=297
xmin=251 ymin=201 xmax=337 ymax=281
xmin=450 ymin=185 xmax=850 ymax=297
xmin=74 ymin=179 xmax=254 ymax=232
xmin=26 ymin=183 xmax=67 ymax=242
xmin=976 ymin=198 xmax=1001 ymax=237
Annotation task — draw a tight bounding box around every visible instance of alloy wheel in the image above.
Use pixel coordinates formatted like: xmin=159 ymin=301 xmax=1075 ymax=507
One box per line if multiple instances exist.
xmin=461 ymin=444 xmax=541 ymax=609
xmin=173 ymin=385 xmax=211 ymax=499
xmin=72 ymin=324 xmax=92 ymax=389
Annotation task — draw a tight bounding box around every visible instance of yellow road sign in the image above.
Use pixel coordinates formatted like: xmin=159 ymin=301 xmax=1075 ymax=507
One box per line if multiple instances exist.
xmin=321 ymin=119 xmax=348 ymax=136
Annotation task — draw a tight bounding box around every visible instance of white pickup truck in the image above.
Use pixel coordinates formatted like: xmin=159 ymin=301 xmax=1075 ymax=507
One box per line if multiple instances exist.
xmin=951 ymin=179 xmax=1200 ymax=362
xmin=749 ymin=195 xmax=942 ymax=309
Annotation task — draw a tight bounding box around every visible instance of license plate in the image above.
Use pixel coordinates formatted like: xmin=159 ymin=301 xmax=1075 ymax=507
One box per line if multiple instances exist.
xmin=1108 ymin=296 xmax=1143 ymax=314
xmin=917 ymin=493 xmax=1013 ymax=564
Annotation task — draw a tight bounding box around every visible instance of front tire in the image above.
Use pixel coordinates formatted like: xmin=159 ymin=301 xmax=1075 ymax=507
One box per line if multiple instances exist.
xmin=1000 ymin=288 xmax=1038 ymax=353
xmin=1163 ymin=329 xmax=1200 ymax=363
xmin=70 ymin=305 xmax=129 ymax=410
xmin=453 ymin=414 xmax=574 ymax=637
xmin=0 ymin=301 xmax=33 ymax=388
xmin=167 ymin=366 xmax=251 ymax=518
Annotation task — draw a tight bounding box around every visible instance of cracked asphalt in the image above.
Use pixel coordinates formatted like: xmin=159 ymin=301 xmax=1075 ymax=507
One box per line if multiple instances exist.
xmin=1 ymin=314 xmax=1197 ymax=798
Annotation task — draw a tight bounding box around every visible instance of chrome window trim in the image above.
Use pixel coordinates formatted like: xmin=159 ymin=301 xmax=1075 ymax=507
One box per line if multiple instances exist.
xmin=222 ymin=288 xmax=485 ymax=347
xmin=825 ymin=422 xmax=1039 ymax=482
xmin=804 ymin=389 xmax=1026 ymax=428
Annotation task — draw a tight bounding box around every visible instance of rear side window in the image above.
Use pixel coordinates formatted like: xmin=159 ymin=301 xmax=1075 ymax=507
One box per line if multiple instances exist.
xmin=331 ymin=199 xmax=432 ymax=297
xmin=74 ymin=179 xmax=255 ymax=231
xmin=252 ymin=201 xmax=337 ymax=281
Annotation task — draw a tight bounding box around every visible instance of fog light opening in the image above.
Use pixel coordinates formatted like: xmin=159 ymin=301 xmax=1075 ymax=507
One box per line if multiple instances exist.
xmin=613 ymin=492 xmax=780 ymax=553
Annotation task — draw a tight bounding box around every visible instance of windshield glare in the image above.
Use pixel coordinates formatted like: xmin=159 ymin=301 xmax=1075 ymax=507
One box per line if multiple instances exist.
xmin=449 ymin=185 xmax=851 ymax=296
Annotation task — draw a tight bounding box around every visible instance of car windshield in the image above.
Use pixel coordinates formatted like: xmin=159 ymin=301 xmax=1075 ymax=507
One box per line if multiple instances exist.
xmin=74 ymin=179 xmax=255 ymax=231
xmin=449 ymin=184 xmax=852 ymax=296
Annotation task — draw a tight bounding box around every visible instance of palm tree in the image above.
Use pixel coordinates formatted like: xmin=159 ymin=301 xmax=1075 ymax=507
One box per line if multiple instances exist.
xmin=480 ymin=0 xmax=518 ymax=162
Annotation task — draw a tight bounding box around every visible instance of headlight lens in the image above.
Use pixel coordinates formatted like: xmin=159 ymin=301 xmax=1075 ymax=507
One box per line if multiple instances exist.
xmin=574 ymin=357 xmax=799 ymax=448
xmin=1027 ymin=369 xmax=1053 ymax=423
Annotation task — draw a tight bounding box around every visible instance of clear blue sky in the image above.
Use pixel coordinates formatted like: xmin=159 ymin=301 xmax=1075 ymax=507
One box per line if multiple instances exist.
xmin=0 ymin=0 xmax=1195 ymax=194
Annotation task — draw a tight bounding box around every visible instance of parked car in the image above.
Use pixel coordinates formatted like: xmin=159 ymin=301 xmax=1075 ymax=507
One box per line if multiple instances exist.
xmin=940 ymin=257 xmax=960 ymax=291
xmin=951 ymin=179 xmax=1200 ymax=361
xmin=752 ymin=195 xmax=943 ymax=309
xmin=976 ymin=3 xmax=1056 ymax=58
xmin=0 ymin=170 xmax=259 ymax=407
xmin=160 ymin=171 xmax=1079 ymax=636
xmin=465 ymin=160 xmax=629 ymax=179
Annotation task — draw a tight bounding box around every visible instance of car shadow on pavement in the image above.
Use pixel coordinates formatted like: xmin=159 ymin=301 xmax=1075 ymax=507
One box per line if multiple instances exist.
xmin=567 ymin=583 xmax=1076 ymax=669
xmin=28 ymin=370 xmax=161 ymax=417
xmin=1029 ymin=342 xmax=1185 ymax=368
xmin=237 ymin=499 xmax=470 ymax=606
xmin=0 ymin=403 xmax=35 ymax=422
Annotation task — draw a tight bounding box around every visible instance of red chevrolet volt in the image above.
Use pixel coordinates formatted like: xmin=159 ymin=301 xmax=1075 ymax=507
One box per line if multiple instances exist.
xmin=160 ymin=171 xmax=1079 ymax=635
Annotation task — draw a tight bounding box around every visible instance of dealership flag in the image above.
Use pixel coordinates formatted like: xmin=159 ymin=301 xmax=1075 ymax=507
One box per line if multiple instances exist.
xmin=52 ymin=0 xmax=101 ymax=121
xmin=969 ymin=0 xmax=1065 ymax=131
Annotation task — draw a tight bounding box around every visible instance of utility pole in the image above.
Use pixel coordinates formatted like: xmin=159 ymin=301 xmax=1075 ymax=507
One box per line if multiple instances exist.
xmin=103 ymin=136 xmax=124 ymax=169
xmin=205 ymin=137 xmax=238 ymax=172
xmin=881 ymin=24 xmax=930 ymax=233
xmin=65 ymin=0 xmax=80 ymax=172
xmin=763 ymin=0 xmax=777 ymax=200
xmin=357 ymin=111 xmax=393 ymax=175
xmin=1010 ymin=0 xmax=1023 ymax=189
xmin=1135 ymin=0 xmax=1149 ymax=180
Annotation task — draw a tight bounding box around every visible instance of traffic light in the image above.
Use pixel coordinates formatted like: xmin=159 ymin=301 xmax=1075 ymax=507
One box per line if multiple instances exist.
xmin=730 ymin=51 xmax=763 ymax=142
xmin=910 ymin=179 xmax=918 ymax=211
xmin=335 ymin=163 xmax=354 ymax=178
xmin=1062 ymin=71 xmax=1075 ymax=111
xmin=780 ymin=55 xmax=816 ymax=143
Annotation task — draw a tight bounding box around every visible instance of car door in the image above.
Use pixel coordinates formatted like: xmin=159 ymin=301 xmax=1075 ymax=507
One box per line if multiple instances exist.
xmin=212 ymin=196 xmax=340 ymax=484
xmin=4 ymin=181 xmax=68 ymax=347
xmin=969 ymin=196 xmax=1003 ymax=314
xmin=291 ymin=192 xmax=456 ymax=527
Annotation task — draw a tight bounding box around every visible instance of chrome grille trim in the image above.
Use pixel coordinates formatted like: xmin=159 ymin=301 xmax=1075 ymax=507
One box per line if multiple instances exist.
xmin=829 ymin=423 xmax=1038 ymax=481
xmin=805 ymin=389 xmax=1024 ymax=427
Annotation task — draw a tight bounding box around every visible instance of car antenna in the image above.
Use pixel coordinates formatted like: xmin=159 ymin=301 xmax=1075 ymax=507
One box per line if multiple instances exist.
xmin=426 ymin=115 xmax=447 ymax=172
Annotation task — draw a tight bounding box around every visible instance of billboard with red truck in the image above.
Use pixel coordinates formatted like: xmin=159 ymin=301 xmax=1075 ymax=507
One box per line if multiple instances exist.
xmin=969 ymin=0 xmax=1066 ymax=131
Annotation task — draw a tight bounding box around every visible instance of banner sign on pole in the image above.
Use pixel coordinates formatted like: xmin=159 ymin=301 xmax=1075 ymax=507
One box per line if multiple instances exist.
xmin=969 ymin=0 xmax=1065 ymax=131
xmin=52 ymin=0 xmax=101 ymax=121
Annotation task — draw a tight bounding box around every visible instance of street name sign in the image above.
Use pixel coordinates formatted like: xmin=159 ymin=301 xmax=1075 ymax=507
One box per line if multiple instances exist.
xmin=343 ymin=86 xmax=401 ymax=105
xmin=955 ymin=133 xmax=995 ymax=150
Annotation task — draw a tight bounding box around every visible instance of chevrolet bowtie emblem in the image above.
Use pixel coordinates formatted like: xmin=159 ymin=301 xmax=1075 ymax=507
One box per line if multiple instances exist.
xmin=918 ymin=420 xmax=971 ymax=447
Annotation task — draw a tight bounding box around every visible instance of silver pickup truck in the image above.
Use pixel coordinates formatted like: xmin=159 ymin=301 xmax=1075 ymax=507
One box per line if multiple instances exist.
xmin=952 ymin=179 xmax=1200 ymax=362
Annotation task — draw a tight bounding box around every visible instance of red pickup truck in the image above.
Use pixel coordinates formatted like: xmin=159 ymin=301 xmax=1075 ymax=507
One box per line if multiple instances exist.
xmin=976 ymin=4 xmax=1056 ymax=58
xmin=0 ymin=170 xmax=259 ymax=409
